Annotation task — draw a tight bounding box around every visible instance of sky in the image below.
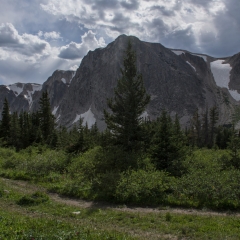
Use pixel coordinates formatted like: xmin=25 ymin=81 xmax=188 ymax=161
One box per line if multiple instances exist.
xmin=0 ymin=0 xmax=239 ymax=85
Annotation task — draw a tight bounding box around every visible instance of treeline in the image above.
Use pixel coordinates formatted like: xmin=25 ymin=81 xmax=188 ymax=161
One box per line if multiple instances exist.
xmin=0 ymin=42 xmax=237 ymax=173
xmin=187 ymin=107 xmax=234 ymax=149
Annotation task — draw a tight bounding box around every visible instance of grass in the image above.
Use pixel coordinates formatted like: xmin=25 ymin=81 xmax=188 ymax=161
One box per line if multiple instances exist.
xmin=1 ymin=177 xmax=240 ymax=239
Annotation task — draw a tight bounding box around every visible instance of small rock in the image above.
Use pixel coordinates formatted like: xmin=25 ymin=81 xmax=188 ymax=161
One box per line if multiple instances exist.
xmin=72 ymin=211 xmax=81 ymax=215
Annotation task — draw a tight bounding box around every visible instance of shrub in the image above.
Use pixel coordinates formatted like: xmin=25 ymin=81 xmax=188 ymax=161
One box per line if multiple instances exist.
xmin=1 ymin=150 xmax=26 ymax=169
xmin=17 ymin=191 xmax=49 ymax=206
xmin=115 ymin=169 xmax=175 ymax=205
xmin=174 ymin=169 xmax=240 ymax=209
xmin=67 ymin=146 xmax=102 ymax=179
xmin=26 ymin=150 xmax=68 ymax=177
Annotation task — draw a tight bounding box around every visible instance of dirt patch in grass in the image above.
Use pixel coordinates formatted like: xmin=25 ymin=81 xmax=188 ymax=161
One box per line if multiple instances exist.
xmin=2 ymin=177 xmax=240 ymax=218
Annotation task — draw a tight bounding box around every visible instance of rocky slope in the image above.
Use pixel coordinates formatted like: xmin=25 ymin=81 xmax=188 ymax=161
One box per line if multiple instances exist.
xmin=1 ymin=35 xmax=240 ymax=129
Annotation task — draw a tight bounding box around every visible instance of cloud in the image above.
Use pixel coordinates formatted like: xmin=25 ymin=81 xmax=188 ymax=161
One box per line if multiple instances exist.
xmin=0 ymin=22 xmax=81 ymax=85
xmin=40 ymin=0 xmax=240 ymax=57
xmin=120 ymin=0 xmax=139 ymax=10
xmin=0 ymin=0 xmax=240 ymax=85
xmin=0 ymin=22 xmax=22 ymax=45
xmin=58 ymin=30 xmax=106 ymax=59
xmin=38 ymin=31 xmax=61 ymax=40
xmin=0 ymin=23 xmax=50 ymax=56
xmin=69 ymin=65 xmax=79 ymax=71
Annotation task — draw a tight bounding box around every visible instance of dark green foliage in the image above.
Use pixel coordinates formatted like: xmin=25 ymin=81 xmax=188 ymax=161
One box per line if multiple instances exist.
xmin=174 ymin=168 xmax=240 ymax=209
xmin=228 ymin=134 xmax=240 ymax=169
xmin=186 ymin=106 xmax=222 ymax=149
xmin=115 ymin=169 xmax=174 ymax=204
xmin=17 ymin=191 xmax=49 ymax=206
xmin=0 ymin=98 xmax=11 ymax=144
xmin=209 ymin=106 xmax=219 ymax=147
xmin=104 ymin=41 xmax=150 ymax=152
xmin=38 ymin=91 xmax=56 ymax=145
xmin=150 ymin=111 xmax=187 ymax=176
xmin=215 ymin=125 xmax=233 ymax=149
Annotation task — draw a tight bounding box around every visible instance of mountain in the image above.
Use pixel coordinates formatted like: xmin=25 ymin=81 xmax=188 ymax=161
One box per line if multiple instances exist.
xmin=1 ymin=35 xmax=240 ymax=129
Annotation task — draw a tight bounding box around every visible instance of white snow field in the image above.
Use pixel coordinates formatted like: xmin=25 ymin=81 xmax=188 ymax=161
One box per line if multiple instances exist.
xmin=172 ymin=50 xmax=185 ymax=55
xmin=210 ymin=60 xmax=240 ymax=101
xmin=72 ymin=108 xmax=96 ymax=128
xmin=52 ymin=106 xmax=59 ymax=115
xmin=5 ymin=83 xmax=42 ymax=107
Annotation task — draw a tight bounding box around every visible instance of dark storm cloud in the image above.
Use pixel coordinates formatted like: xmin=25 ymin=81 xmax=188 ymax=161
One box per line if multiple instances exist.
xmin=164 ymin=26 xmax=196 ymax=52
xmin=195 ymin=0 xmax=240 ymax=56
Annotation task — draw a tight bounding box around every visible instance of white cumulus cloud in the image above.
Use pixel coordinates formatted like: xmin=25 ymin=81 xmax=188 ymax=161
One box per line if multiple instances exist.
xmin=38 ymin=31 xmax=61 ymax=40
xmin=59 ymin=30 xmax=106 ymax=59
xmin=0 ymin=23 xmax=51 ymax=56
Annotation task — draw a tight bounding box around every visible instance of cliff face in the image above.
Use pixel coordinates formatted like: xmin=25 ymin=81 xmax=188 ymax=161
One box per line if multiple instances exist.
xmin=1 ymin=35 xmax=240 ymax=129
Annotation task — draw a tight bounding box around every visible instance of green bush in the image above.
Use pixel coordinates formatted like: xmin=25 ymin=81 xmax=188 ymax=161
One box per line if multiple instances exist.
xmin=59 ymin=179 xmax=92 ymax=199
xmin=174 ymin=169 xmax=240 ymax=209
xmin=115 ymin=169 xmax=175 ymax=204
xmin=0 ymin=170 xmax=30 ymax=181
xmin=26 ymin=150 xmax=68 ymax=177
xmin=1 ymin=150 xmax=26 ymax=169
xmin=17 ymin=191 xmax=49 ymax=206
xmin=67 ymin=146 xmax=102 ymax=179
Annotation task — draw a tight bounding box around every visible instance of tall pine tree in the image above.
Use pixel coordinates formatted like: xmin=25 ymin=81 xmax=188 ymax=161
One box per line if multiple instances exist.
xmin=38 ymin=91 xmax=55 ymax=144
xmin=104 ymin=41 xmax=150 ymax=152
xmin=0 ymin=98 xmax=11 ymax=144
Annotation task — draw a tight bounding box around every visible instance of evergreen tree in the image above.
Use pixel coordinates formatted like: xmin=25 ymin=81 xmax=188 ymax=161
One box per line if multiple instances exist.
xmin=209 ymin=106 xmax=219 ymax=147
xmin=0 ymin=98 xmax=11 ymax=144
xmin=9 ymin=112 xmax=20 ymax=149
xmin=38 ymin=91 xmax=55 ymax=144
xmin=191 ymin=109 xmax=202 ymax=147
xmin=150 ymin=112 xmax=187 ymax=175
xmin=104 ymin=41 xmax=150 ymax=152
xmin=201 ymin=107 xmax=209 ymax=147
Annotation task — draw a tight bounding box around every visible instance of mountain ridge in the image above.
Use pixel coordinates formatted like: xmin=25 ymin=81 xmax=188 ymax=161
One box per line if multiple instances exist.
xmin=1 ymin=34 xmax=239 ymax=129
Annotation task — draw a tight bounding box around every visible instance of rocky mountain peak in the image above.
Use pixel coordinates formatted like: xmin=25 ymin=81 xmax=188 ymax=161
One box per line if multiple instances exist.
xmin=1 ymin=35 xmax=240 ymax=129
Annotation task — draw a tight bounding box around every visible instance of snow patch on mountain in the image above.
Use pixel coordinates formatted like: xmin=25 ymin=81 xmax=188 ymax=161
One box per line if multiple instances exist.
xmin=27 ymin=84 xmax=42 ymax=107
xmin=8 ymin=84 xmax=23 ymax=96
xmin=186 ymin=61 xmax=196 ymax=71
xmin=32 ymin=84 xmax=42 ymax=92
xmin=52 ymin=106 xmax=59 ymax=115
xmin=61 ymin=78 xmax=66 ymax=84
xmin=72 ymin=108 xmax=96 ymax=128
xmin=69 ymin=71 xmax=76 ymax=85
xmin=140 ymin=111 xmax=149 ymax=120
xmin=172 ymin=50 xmax=185 ymax=55
xmin=210 ymin=60 xmax=240 ymax=101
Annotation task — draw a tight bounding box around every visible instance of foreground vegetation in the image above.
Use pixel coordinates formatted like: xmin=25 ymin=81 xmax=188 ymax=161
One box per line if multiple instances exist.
xmin=1 ymin=176 xmax=240 ymax=239
xmin=1 ymin=146 xmax=240 ymax=211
